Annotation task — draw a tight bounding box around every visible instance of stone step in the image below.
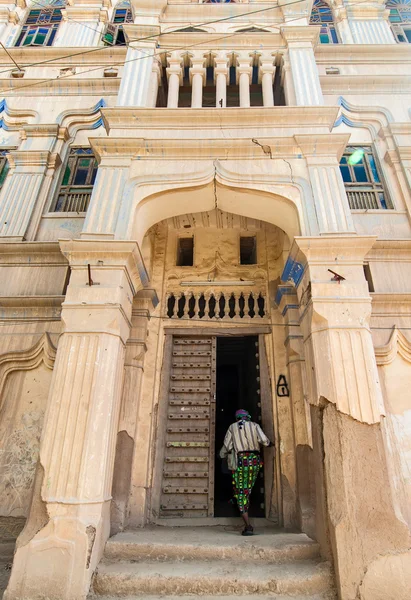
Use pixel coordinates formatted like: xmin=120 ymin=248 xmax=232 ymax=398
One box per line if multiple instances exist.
xmin=93 ymin=559 xmax=334 ymax=597
xmin=104 ymin=528 xmax=321 ymax=564
xmin=94 ymin=595 xmax=336 ymax=600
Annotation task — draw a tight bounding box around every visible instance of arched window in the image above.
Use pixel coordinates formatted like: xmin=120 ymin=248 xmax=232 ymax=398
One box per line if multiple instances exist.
xmin=310 ymin=0 xmax=339 ymax=44
xmin=103 ymin=0 xmax=133 ymax=46
xmin=387 ymin=0 xmax=411 ymax=43
xmin=15 ymin=0 xmax=65 ymax=47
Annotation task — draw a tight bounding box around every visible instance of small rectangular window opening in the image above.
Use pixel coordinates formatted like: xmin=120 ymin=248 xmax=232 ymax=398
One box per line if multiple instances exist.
xmin=363 ymin=263 xmax=375 ymax=293
xmin=177 ymin=237 xmax=194 ymax=266
xmin=240 ymin=236 xmax=257 ymax=265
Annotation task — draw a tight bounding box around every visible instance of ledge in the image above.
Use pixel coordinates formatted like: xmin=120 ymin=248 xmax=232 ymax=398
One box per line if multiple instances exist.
xmin=315 ymin=44 xmax=411 ymax=64
xmin=102 ymin=106 xmax=340 ymax=132
xmin=0 ymin=77 xmax=120 ymax=97
xmin=0 ymin=241 xmax=67 ymax=265
xmin=320 ymin=75 xmax=411 ymax=94
xmin=0 ymin=46 xmax=126 ymax=68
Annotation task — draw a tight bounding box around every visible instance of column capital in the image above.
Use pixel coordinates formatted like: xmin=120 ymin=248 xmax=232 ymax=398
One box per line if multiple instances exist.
xmin=122 ymin=24 xmax=159 ymax=47
xmin=281 ymin=25 xmax=320 ymax=49
xmin=258 ymin=53 xmax=276 ymax=83
xmin=235 ymin=53 xmax=253 ymax=82
xmin=61 ymin=6 xmax=108 ymax=23
xmin=188 ymin=52 xmax=207 ymax=85
xmin=295 ymin=133 xmax=350 ymax=163
xmin=166 ymin=51 xmax=184 ymax=83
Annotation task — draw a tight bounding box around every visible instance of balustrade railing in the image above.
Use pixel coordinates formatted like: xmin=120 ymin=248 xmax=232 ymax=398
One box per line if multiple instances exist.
xmin=166 ymin=291 xmax=267 ymax=320
xmin=346 ymin=189 xmax=390 ymax=210
xmin=54 ymin=187 xmax=93 ymax=213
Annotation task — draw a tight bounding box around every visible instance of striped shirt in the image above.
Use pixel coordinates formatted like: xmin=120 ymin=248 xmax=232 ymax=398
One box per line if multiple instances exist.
xmin=222 ymin=420 xmax=270 ymax=454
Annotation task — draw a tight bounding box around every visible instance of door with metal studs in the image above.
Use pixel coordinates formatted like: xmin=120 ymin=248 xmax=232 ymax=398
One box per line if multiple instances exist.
xmin=159 ymin=336 xmax=217 ymax=518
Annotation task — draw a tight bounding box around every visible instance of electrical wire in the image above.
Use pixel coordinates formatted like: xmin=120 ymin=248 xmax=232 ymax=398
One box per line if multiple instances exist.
xmin=0 ymin=0 xmax=365 ymax=76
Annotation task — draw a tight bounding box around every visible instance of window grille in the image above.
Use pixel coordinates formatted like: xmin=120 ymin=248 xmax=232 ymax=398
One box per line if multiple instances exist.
xmin=387 ymin=0 xmax=411 ymax=43
xmin=310 ymin=0 xmax=339 ymax=44
xmin=53 ymin=148 xmax=98 ymax=213
xmin=103 ymin=1 xmax=133 ymax=46
xmin=339 ymin=146 xmax=392 ymax=210
xmin=15 ymin=0 xmax=65 ymax=47
xmin=0 ymin=151 xmax=9 ymax=190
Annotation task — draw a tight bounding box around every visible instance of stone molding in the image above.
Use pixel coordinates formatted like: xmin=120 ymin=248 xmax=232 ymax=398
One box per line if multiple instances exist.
xmin=0 ymin=77 xmax=120 ymax=96
xmin=374 ymin=325 xmax=411 ymax=365
xmin=101 ymin=106 xmax=340 ymax=131
xmin=89 ymin=132 xmax=347 ymax=162
xmin=0 ymin=333 xmax=56 ymax=401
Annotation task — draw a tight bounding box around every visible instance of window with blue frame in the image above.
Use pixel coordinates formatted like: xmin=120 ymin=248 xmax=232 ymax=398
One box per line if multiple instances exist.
xmin=387 ymin=0 xmax=411 ymax=43
xmin=103 ymin=1 xmax=133 ymax=46
xmin=53 ymin=148 xmax=98 ymax=213
xmin=0 ymin=151 xmax=9 ymax=190
xmin=15 ymin=0 xmax=65 ymax=47
xmin=339 ymin=146 xmax=392 ymax=210
xmin=310 ymin=0 xmax=339 ymax=44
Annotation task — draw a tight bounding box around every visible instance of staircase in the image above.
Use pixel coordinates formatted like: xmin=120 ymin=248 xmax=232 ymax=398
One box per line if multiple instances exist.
xmin=90 ymin=523 xmax=336 ymax=599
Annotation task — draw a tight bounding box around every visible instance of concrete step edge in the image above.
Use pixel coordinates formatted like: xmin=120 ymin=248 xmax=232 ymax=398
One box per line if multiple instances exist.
xmin=93 ymin=560 xmax=334 ymax=597
xmin=104 ymin=540 xmax=321 ymax=563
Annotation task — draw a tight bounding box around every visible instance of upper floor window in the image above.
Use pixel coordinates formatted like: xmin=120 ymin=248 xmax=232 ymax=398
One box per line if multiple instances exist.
xmin=0 ymin=151 xmax=10 ymax=190
xmin=103 ymin=1 xmax=133 ymax=46
xmin=53 ymin=148 xmax=98 ymax=213
xmin=310 ymin=0 xmax=339 ymax=44
xmin=387 ymin=0 xmax=411 ymax=43
xmin=15 ymin=0 xmax=65 ymax=47
xmin=339 ymin=146 xmax=392 ymax=210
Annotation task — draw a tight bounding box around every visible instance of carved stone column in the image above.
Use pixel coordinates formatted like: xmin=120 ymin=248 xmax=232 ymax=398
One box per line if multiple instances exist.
xmin=0 ymin=6 xmax=18 ymax=45
xmin=81 ymin=159 xmax=131 ymax=239
xmin=343 ymin=0 xmax=396 ymax=44
xmin=166 ymin=52 xmax=184 ymax=108
xmin=0 ymin=125 xmax=63 ymax=241
xmin=214 ymin=52 xmax=229 ymax=108
xmin=56 ymin=6 xmax=107 ymax=47
xmin=296 ymin=134 xmax=356 ymax=234
xmin=283 ymin=236 xmax=411 ymax=600
xmin=276 ymin=285 xmax=315 ymax=538
xmin=189 ymin=52 xmax=206 ymax=109
xmin=4 ymin=240 xmax=144 ymax=600
xmin=281 ymin=27 xmax=324 ymax=106
xmin=117 ymin=25 xmax=158 ymax=107
xmin=258 ymin=54 xmax=276 ymax=107
xmin=236 ymin=53 xmax=253 ymax=108
xmin=148 ymin=60 xmax=162 ymax=108
xmin=110 ymin=289 xmax=158 ymax=534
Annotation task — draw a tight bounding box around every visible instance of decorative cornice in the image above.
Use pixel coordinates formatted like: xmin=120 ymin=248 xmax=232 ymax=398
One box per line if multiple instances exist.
xmin=0 ymin=77 xmax=119 ymax=97
xmin=0 ymin=241 xmax=67 ymax=265
xmin=316 ymin=44 xmax=411 ymax=64
xmin=374 ymin=326 xmax=411 ymax=365
xmin=61 ymin=7 xmax=108 ymax=21
xmin=101 ymin=106 xmax=340 ymax=132
xmin=281 ymin=25 xmax=320 ymax=48
xmin=0 ymin=47 xmax=126 ymax=68
xmin=366 ymin=239 xmax=411 ymax=262
xmin=321 ymin=75 xmax=411 ymax=95
xmin=88 ymin=133 xmax=348 ymax=161
xmin=0 ymin=333 xmax=57 ymax=402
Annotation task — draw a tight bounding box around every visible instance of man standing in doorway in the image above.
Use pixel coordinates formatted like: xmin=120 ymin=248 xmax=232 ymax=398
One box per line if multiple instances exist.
xmin=220 ymin=409 xmax=273 ymax=536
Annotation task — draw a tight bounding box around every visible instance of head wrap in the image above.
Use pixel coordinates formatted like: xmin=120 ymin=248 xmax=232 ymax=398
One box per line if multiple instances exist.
xmin=235 ymin=409 xmax=251 ymax=421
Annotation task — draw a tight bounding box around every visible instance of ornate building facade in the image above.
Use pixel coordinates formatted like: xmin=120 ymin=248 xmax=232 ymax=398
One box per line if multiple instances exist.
xmin=0 ymin=0 xmax=410 ymax=599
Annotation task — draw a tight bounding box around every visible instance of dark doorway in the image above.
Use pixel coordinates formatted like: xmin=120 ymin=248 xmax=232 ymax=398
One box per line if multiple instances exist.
xmin=214 ymin=336 xmax=265 ymax=517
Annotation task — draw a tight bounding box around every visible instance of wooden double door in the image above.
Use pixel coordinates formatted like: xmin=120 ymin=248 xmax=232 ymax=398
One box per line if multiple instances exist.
xmin=157 ymin=333 xmax=270 ymax=519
